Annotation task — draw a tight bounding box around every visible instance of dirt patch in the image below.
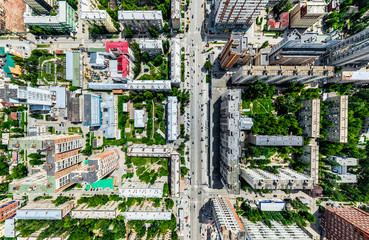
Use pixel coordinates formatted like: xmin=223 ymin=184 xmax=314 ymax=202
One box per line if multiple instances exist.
xmin=1 ymin=0 xmax=26 ymax=32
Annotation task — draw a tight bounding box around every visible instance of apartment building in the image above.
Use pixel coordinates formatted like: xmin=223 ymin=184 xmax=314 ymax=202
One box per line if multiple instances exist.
xmin=211 ymin=197 xmax=246 ymax=240
xmin=299 ymin=99 xmax=320 ymax=138
xmin=220 ymin=90 xmax=242 ymax=194
xmin=324 ymin=28 xmax=369 ymax=67
xmin=16 ymin=200 xmax=75 ymax=220
xmin=240 ymin=168 xmax=314 ymax=190
xmin=231 ymin=65 xmax=335 ymax=85
xmin=331 ymin=156 xmax=358 ymax=183
xmin=80 ymin=0 xmax=117 ymax=33
xmin=290 ymin=0 xmax=326 ymax=28
xmin=23 ymin=1 xmax=78 ymax=33
xmin=325 ymin=95 xmax=348 ymax=143
xmin=269 ymin=30 xmax=340 ymax=65
xmin=118 ymin=10 xmax=163 ymax=32
xmin=214 ymin=0 xmax=269 ymax=29
xmin=119 ymin=182 xmax=164 ymax=198
xmin=248 ymin=135 xmax=304 ymax=146
xmin=170 ymin=39 xmax=181 ymax=86
xmin=105 ymin=41 xmax=134 ymax=81
xmin=0 ymin=84 xmax=53 ymax=106
xmin=139 ymin=40 xmax=163 ymax=56
xmin=8 ymin=135 xmax=83 ymax=193
xmin=126 ymin=201 xmax=171 ymax=220
xmin=300 ymin=139 xmax=319 ymax=184
xmin=167 ymin=96 xmax=178 ymax=142
xmin=321 ymin=206 xmax=369 ymax=240
xmin=87 ymin=80 xmax=172 ymax=91
xmin=171 ymin=0 xmax=181 ymax=29
xmin=126 ymin=144 xmax=180 ymax=197
xmin=23 ymin=0 xmax=54 ymax=14
xmin=243 ymin=219 xmax=313 ymax=240
xmin=71 ymin=149 xmax=119 ymax=184
xmin=219 ymin=33 xmax=256 ymax=69
xmin=71 ymin=201 xmax=119 ymax=219
xmin=0 ymin=199 xmax=20 ymax=222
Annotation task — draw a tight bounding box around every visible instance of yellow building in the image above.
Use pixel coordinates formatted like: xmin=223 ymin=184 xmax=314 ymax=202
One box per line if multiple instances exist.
xmin=290 ymin=1 xmax=326 ymax=28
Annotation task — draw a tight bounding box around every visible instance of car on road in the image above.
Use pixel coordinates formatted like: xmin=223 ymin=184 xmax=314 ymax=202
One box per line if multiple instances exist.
xmin=198 ymin=191 xmax=202 ymax=194
xmin=273 ymin=195 xmax=277 ymax=197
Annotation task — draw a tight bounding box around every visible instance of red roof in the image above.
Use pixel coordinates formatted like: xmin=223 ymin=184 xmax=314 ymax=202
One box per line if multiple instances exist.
xmin=105 ymin=41 xmax=129 ymax=53
xmin=268 ymin=19 xmax=280 ymax=29
xmin=281 ymin=12 xmax=289 ymax=27
xmin=10 ymin=112 xmax=18 ymax=121
xmin=121 ymin=55 xmax=130 ymax=77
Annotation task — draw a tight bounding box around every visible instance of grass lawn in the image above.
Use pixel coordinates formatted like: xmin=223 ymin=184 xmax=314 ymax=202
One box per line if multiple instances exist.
xmin=242 ymin=98 xmax=273 ymax=115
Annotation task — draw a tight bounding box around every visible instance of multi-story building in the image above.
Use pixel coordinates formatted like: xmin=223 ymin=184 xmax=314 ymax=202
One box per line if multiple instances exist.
xmin=219 ymin=33 xmax=256 ymax=69
xmin=0 ymin=199 xmax=20 ymax=222
xmin=269 ymin=30 xmax=340 ymax=65
xmin=231 ymin=65 xmax=335 ymax=85
xmin=257 ymin=199 xmax=285 ymax=211
xmin=8 ymin=135 xmax=83 ymax=193
xmin=71 ymin=149 xmax=119 ymax=184
xmin=83 ymin=94 xmax=102 ymax=128
xmin=87 ymin=80 xmax=172 ymax=91
xmin=240 ymin=168 xmax=314 ymax=190
xmin=119 ymin=182 xmax=164 ymax=198
xmin=126 ymin=201 xmax=171 ymax=220
xmin=23 ymin=0 xmax=54 ymax=14
xmin=268 ymin=12 xmax=289 ymax=31
xmin=325 ymin=95 xmax=348 ymax=143
xmin=211 ymin=197 xmax=246 ymax=240
xmin=16 ymin=199 xmax=75 ymax=220
xmin=214 ymin=0 xmax=269 ymax=29
xmin=220 ymin=90 xmax=242 ymax=194
xmin=0 ymin=84 xmax=53 ymax=106
xmin=71 ymin=201 xmax=119 ymax=219
xmin=299 ymin=99 xmax=320 ymax=138
xmin=170 ymin=39 xmax=181 ymax=86
xmin=171 ymin=0 xmax=181 ymax=29
xmin=243 ymin=219 xmax=313 ymax=239
xmin=23 ymin=1 xmax=78 ymax=33
xmin=321 ymin=206 xmax=369 ymax=240
xmin=167 ymin=96 xmax=178 ymax=142
xmin=324 ymin=28 xmax=369 ymax=67
xmin=248 ymin=135 xmax=304 ymax=146
xmin=105 ymin=41 xmax=134 ymax=81
xmin=300 ymin=139 xmax=319 ymax=184
xmin=290 ymin=0 xmax=326 ymax=28
xmin=170 ymin=153 xmax=180 ymax=198
xmin=80 ymin=0 xmax=117 ymax=33
xmin=118 ymin=10 xmax=163 ymax=32
xmin=139 ymin=40 xmax=163 ymax=56
xmin=331 ymin=156 xmax=358 ymax=183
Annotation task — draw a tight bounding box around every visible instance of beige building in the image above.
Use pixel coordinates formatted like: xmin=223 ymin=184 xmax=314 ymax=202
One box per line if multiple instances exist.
xmin=299 ymin=99 xmax=320 ymax=138
xmin=325 ymin=95 xmax=348 ymax=143
xmin=290 ymin=1 xmax=326 ymax=28
xmin=171 ymin=0 xmax=181 ymax=29
xmin=80 ymin=0 xmax=117 ymax=33
xmin=16 ymin=200 xmax=75 ymax=220
xmin=300 ymin=139 xmax=319 ymax=184
xmin=71 ymin=201 xmax=119 ymax=219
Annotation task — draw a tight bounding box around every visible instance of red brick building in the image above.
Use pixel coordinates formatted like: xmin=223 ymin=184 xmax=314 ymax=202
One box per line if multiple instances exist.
xmin=322 ymin=206 xmax=369 ymax=240
xmin=0 ymin=199 xmax=20 ymax=221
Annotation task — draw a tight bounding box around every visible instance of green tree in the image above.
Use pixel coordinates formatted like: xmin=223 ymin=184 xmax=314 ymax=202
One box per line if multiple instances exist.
xmin=124 ymin=26 xmax=133 ymax=38
xmin=162 ymin=23 xmax=169 ymax=33
xmin=261 ymin=41 xmax=269 ymax=49
xmin=204 ymin=60 xmax=212 ymax=71
xmin=149 ymin=26 xmax=159 ymax=38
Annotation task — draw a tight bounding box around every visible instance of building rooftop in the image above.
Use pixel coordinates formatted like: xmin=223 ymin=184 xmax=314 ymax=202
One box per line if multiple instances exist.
xmin=167 ymin=96 xmax=178 ymax=141
xmin=118 ymin=10 xmax=163 ymax=21
xmin=66 ymin=51 xmax=80 ymax=87
xmin=170 ymin=39 xmax=181 ymax=84
xmin=87 ymin=80 xmax=172 ymax=91
xmin=212 ymin=197 xmax=245 ymax=234
xmin=242 ymin=219 xmax=312 ymax=239
xmin=24 ymin=1 xmax=71 ymax=25
xmin=241 ymin=168 xmax=313 ymax=181
xmin=80 ymin=0 xmax=107 ymax=20
xmin=100 ymin=94 xmax=116 ymax=139
xmin=127 ymin=144 xmax=172 ymax=157
xmin=134 ymin=109 xmax=146 ymax=128
xmin=119 ymin=182 xmax=164 ymax=198
xmin=139 ymin=40 xmax=163 ymax=50
xmin=50 ymin=86 xmax=66 ymax=109
xmin=125 ymin=211 xmax=171 ymax=220
xmin=324 ymin=206 xmax=369 ymax=234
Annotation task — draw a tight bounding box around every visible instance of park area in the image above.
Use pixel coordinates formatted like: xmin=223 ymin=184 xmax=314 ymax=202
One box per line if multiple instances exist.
xmin=242 ymin=98 xmax=274 ymax=115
